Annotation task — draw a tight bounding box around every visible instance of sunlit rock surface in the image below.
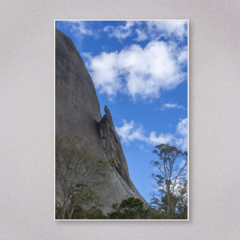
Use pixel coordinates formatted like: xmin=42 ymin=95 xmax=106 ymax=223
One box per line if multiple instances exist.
xmin=55 ymin=29 xmax=148 ymax=213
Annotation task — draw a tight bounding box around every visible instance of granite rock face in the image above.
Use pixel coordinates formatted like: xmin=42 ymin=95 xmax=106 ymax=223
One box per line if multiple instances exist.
xmin=55 ymin=29 xmax=148 ymax=213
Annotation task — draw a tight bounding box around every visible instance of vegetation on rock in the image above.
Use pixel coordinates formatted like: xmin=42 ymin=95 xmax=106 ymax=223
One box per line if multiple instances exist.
xmin=55 ymin=135 xmax=113 ymax=219
xmin=55 ymin=134 xmax=188 ymax=219
xmin=107 ymin=197 xmax=149 ymax=219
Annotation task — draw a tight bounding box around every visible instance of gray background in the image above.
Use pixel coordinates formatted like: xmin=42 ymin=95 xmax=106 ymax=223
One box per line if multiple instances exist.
xmin=1 ymin=0 xmax=240 ymax=239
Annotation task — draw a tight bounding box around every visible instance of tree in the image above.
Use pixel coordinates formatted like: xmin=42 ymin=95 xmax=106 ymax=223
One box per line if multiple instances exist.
xmin=55 ymin=135 xmax=113 ymax=219
xmin=150 ymin=144 xmax=188 ymax=219
xmin=107 ymin=197 xmax=149 ymax=219
xmin=69 ymin=189 xmax=107 ymax=219
xmin=174 ymin=179 xmax=188 ymax=219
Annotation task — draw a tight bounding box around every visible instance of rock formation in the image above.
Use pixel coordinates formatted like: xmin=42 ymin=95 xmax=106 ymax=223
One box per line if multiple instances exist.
xmin=55 ymin=28 xmax=148 ymax=214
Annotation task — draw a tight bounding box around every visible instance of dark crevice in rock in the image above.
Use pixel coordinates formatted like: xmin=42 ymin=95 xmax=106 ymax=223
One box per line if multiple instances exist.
xmin=96 ymin=105 xmax=131 ymax=186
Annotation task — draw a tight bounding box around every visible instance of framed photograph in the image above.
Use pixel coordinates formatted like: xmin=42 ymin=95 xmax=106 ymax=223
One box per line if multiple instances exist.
xmin=55 ymin=20 xmax=188 ymax=220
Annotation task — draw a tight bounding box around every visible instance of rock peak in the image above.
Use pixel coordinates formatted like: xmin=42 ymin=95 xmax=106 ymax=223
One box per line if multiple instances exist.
xmin=104 ymin=105 xmax=109 ymax=113
xmin=104 ymin=105 xmax=114 ymax=128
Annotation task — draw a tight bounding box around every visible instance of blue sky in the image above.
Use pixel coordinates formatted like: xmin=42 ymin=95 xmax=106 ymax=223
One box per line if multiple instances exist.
xmin=55 ymin=20 xmax=188 ymax=203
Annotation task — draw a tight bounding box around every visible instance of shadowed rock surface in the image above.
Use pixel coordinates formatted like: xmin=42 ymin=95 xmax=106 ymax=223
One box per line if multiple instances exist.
xmin=96 ymin=105 xmax=132 ymax=187
xmin=55 ymin=29 xmax=148 ymax=213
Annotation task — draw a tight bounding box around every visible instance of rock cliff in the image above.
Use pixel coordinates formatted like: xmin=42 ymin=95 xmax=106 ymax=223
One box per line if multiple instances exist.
xmin=55 ymin=29 xmax=148 ymax=214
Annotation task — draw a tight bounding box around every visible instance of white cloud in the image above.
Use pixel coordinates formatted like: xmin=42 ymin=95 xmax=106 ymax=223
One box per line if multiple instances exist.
xmin=176 ymin=118 xmax=188 ymax=150
xmin=159 ymin=102 xmax=186 ymax=110
xmin=146 ymin=21 xmax=187 ymax=40
xmin=115 ymin=119 xmax=175 ymax=146
xmin=116 ymin=118 xmax=188 ymax=151
xmin=178 ymin=46 xmax=188 ymax=64
xmin=147 ymin=132 xmax=174 ymax=146
xmin=135 ymin=29 xmax=147 ymax=41
xmin=115 ymin=120 xmax=145 ymax=143
xmin=104 ymin=21 xmax=187 ymax=42
xmin=177 ymin=118 xmax=188 ymax=137
xmin=85 ymin=41 xmax=187 ymax=100
xmin=165 ymin=103 xmax=179 ymax=108
xmin=104 ymin=21 xmax=134 ymax=41
xmin=85 ymin=51 xmax=123 ymax=97
xmin=66 ymin=21 xmax=98 ymax=41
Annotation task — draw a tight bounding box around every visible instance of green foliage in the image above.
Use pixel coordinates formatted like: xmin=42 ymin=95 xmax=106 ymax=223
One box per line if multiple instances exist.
xmin=71 ymin=206 xmax=107 ymax=219
xmin=146 ymin=207 xmax=168 ymax=219
xmin=150 ymin=144 xmax=188 ymax=219
xmin=55 ymin=134 xmax=111 ymax=219
xmin=107 ymin=197 xmax=150 ymax=219
xmin=108 ymin=158 xmax=116 ymax=168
